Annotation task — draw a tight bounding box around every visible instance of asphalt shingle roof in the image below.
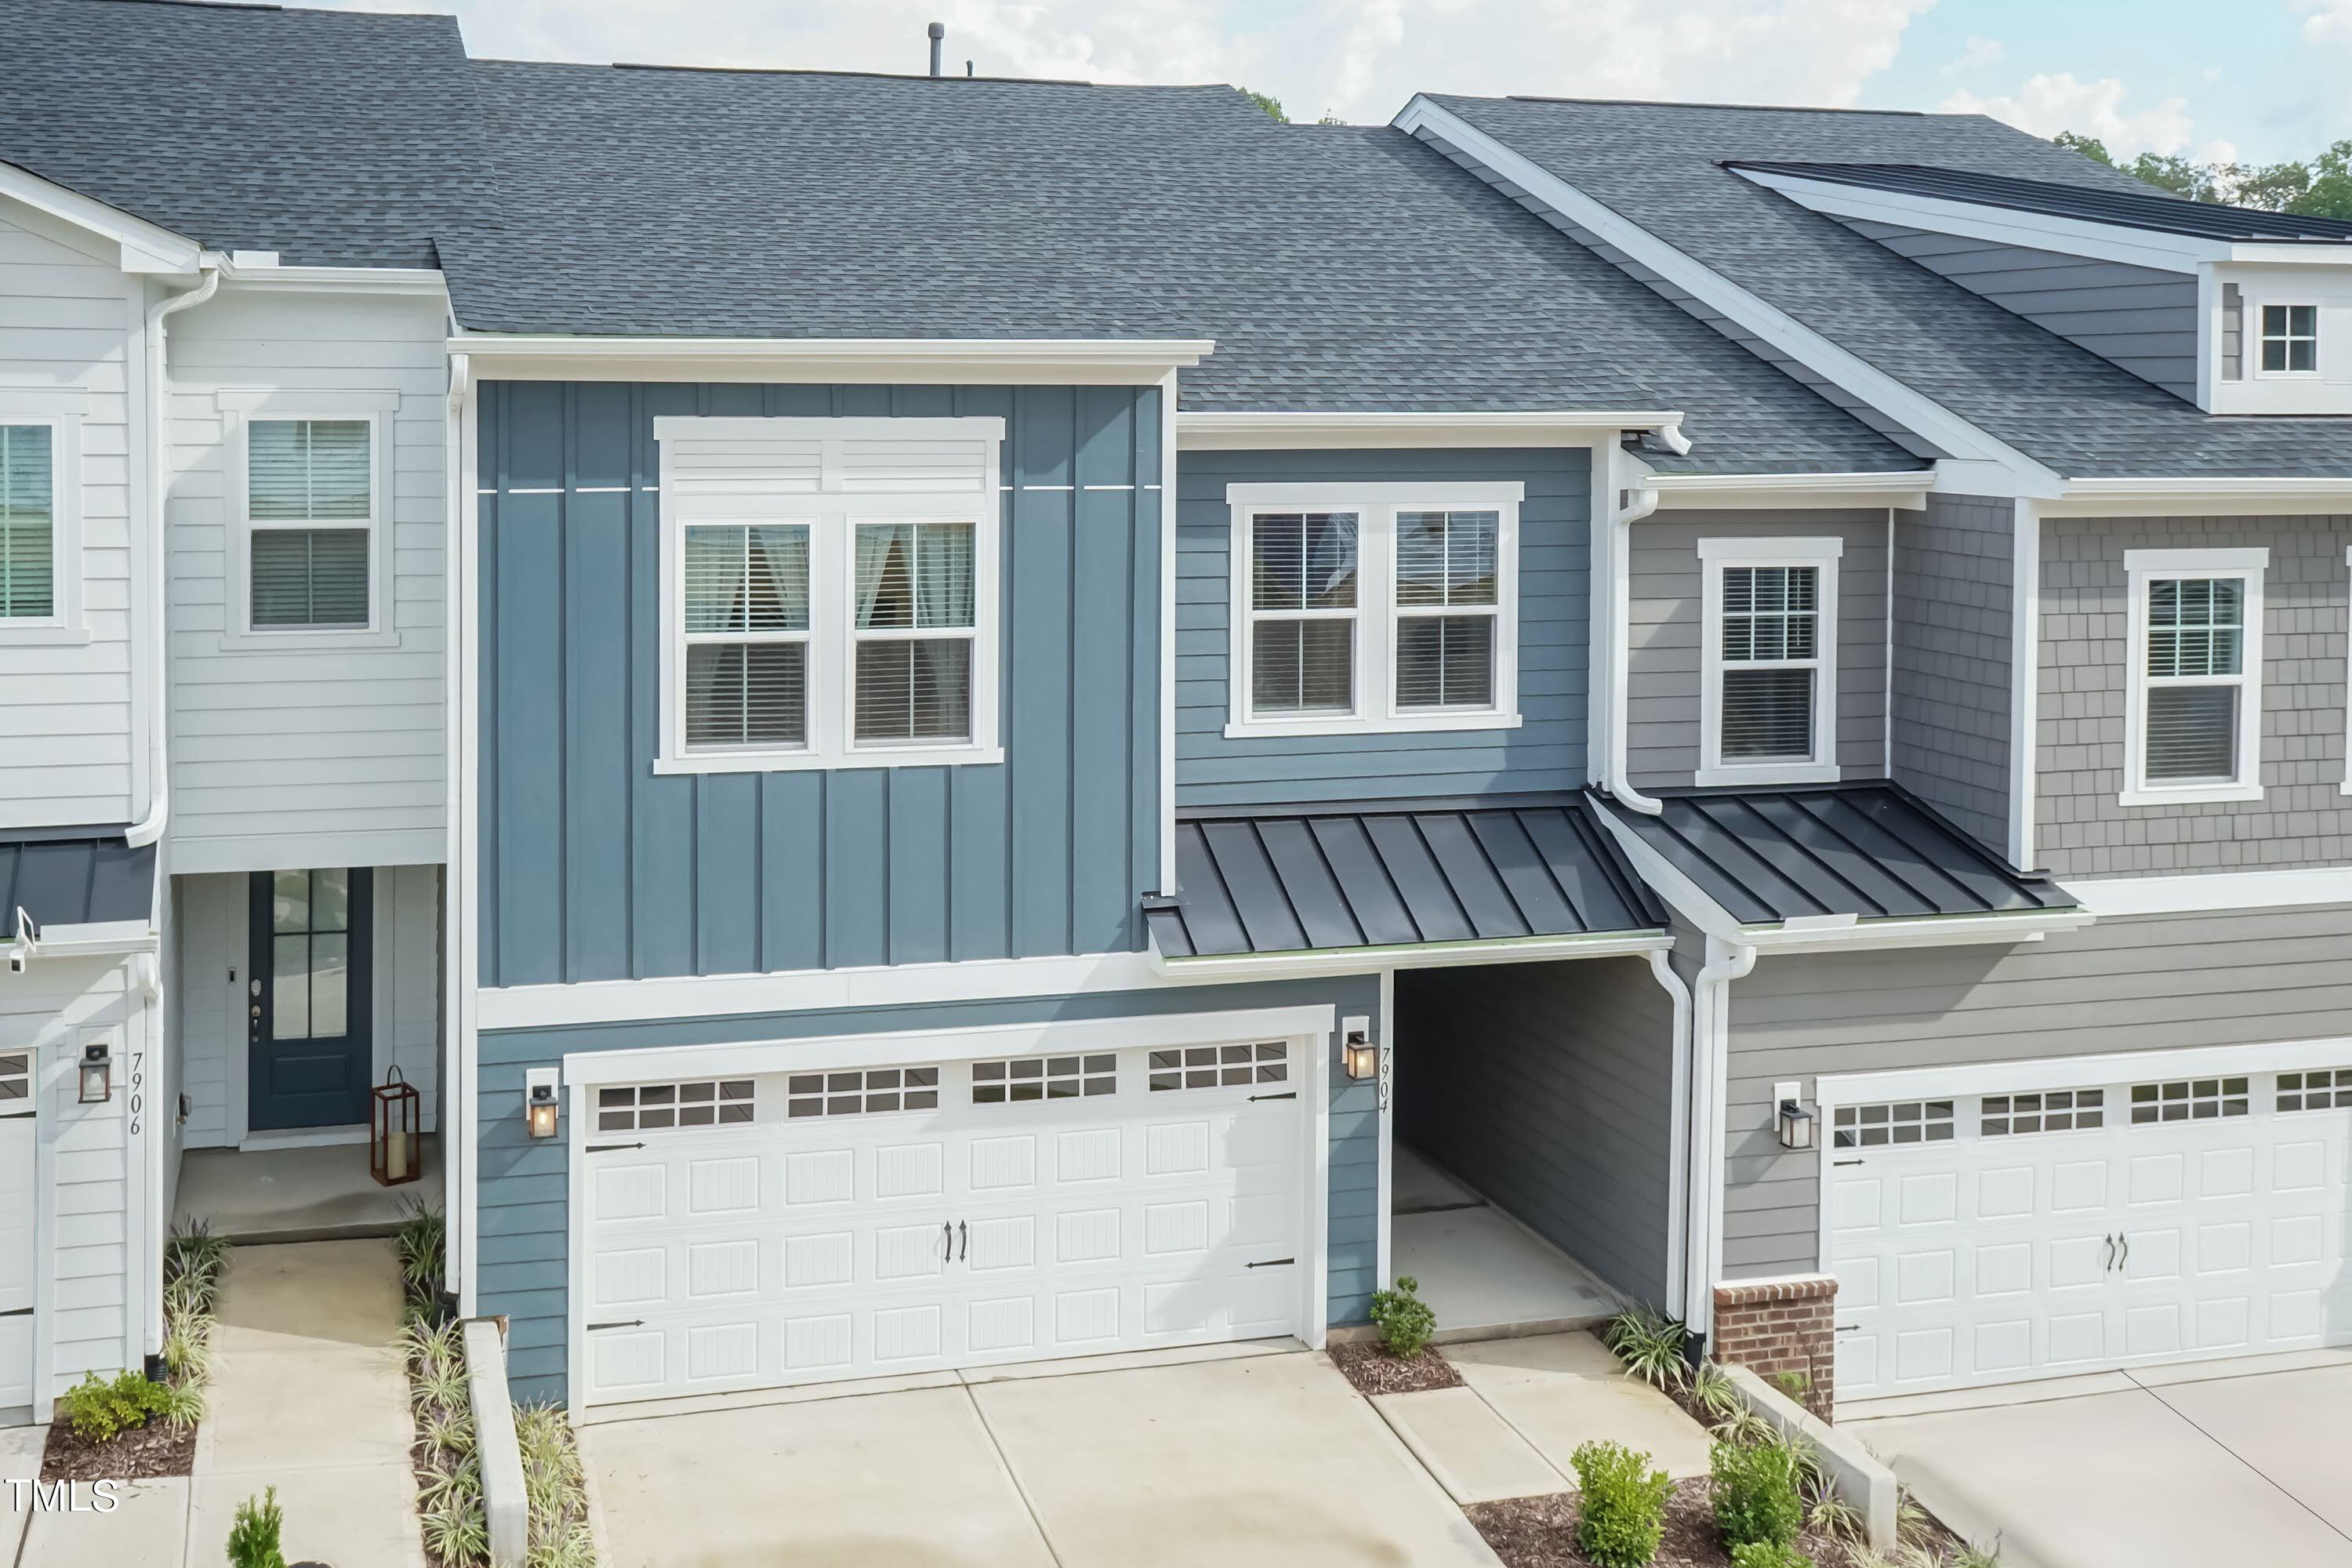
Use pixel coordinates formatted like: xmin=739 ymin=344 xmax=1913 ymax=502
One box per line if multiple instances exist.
xmin=1730 ymin=161 xmax=2352 ymax=244
xmin=2 ymin=0 xmax=490 ymax=269
xmin=1430 ymin=96 xmax=2352 ymax=478
xmin=441 ymin=63 xmax=1915 ymax=470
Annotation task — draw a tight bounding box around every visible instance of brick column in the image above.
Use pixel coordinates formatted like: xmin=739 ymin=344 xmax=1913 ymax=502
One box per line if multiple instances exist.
xmin=1711 ymin=1275 xmax=1838 ymax=1421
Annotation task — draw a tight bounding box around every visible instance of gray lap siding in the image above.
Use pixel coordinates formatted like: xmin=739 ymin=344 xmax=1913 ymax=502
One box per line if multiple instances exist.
xmin=476 ymin=975 xmax=1381 ymax=1403
xmin=2036 ymin=513 xmax=2352 ymax=878
xmin=1889 ymin=493 xmax=2013 ymax=853
xmin=1395 ymin=954 xmax=1677 ymax=1305
xmin=1721 ymin=903 xmax=2352 ymax=1277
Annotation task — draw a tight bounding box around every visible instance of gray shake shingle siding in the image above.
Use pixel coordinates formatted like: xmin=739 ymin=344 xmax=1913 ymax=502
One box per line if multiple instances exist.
xmin=3 ymin=0 xmax=488 ymax=268
xmin=2035 ymin=513 xmax=2352 ymax=878
xmin=1428 ymin=96 xmax=2352 ymax=479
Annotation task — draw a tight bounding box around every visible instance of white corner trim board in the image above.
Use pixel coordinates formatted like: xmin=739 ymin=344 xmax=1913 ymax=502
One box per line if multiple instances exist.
xmin=2061 ymin=865 xmax=2352 ymax=916
xmin=1389 ymin=96 xmax=2063 ymax=497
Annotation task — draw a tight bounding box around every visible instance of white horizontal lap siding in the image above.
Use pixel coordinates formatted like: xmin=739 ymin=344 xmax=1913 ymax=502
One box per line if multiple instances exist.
xmin=0 ymin=202 xmax=140 ymax=826
xmin=381 ymin=864 xmax=441 ymax=1131
xmin=166 ymin=289 xmax=448 ymax=873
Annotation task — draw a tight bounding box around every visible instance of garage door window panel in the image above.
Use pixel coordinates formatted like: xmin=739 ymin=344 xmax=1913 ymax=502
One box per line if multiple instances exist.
xmin=786 ymin=1067 xmax=938 ymax=1118
xmin=972 ymin=1055 xmax=1115 ymax=1103
xmin=1831 ymin=1099 xmax=1954 ymax=1148
xmin=2129 ymin=1077 xmax=2249 ymax=1124
xmin=1149 ymin=1042 xmax=1287 ymax=1092
xmin=599 ymin=1080 xmax=755 ymax=1131
xmin=1982 ymin=1089 xmax=2104 ymax=1136
xmin=2278 ymin=1069 xmax=2352 ymax=1112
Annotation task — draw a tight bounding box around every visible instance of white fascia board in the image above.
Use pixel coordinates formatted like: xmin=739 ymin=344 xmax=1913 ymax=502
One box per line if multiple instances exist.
xmin=2229 ymin=242 xmax=2352 ymax=267
xmin=2061 ymin=866 xmax=2352 ymax=916
xmin=1177 ymin=409 xmax=1686 ymax=450
xmin=1650 ymin=470 xmax=1933 ymax=512
xmin=451 ymin=334 xmax=1214 ymax=385
xmin=218 ymin=260 xmax=448 ymax=297
xmin=1731 ymin=167 xmax=2220 ymax=275
xmin=1392 ymin=98 xmax=2065 ymax=497
xmin=19 ymin=920 xmax=159 ymax=958
xmin=558 ymin=1004 xmax=1341 ymax=1087
xmin=1818 ymin=1033 xmax=2352 ymax=1109
xmin=1746 ymin=908 xmax=2092 ymax=953
xmin=0 ymin=162 xmax=201 ymax=274
xmin=2049 ymin=477 xmax=2352 ymax=517
xmin=1153 ymin=931 xmax=1671 ymax=982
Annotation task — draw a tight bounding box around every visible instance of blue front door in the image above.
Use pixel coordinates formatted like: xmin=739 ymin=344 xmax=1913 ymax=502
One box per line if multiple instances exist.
xmin=248 ymin=868 xmax=372 ymax=1131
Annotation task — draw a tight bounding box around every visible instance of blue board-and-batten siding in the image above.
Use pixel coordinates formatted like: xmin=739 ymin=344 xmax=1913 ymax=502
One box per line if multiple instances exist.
xmin=1176 ymin=446 xmax=1592 ymax=807
xmin=477 ymin=974 xmax=1383 ymax=1403
xmin=475 ymin=382 xmax=1162 ymax=986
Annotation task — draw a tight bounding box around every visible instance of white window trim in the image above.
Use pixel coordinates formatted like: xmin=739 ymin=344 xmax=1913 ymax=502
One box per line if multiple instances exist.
xmin=219 ymin=392 xmax=401 ymax=650
xmin=1221 ymin=480 xmax=1523 ymax=739
xmin=652 ymin=415 xmax=1005 ymax=775
xmin=2343 ymin=546 xmax=2351 ymax=797
xmin=1697 ymin=535 xmax=1842 ymax=787
xmin=0 ymin=408 xmax=85 ymax=646
xmin=2121 ymin=546 xmax=2267 ymax=808
xmin=2250 ymin=297 xmax=2321 ymax=380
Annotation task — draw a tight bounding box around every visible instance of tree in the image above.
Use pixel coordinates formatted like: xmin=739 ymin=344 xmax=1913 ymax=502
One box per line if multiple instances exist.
xmin=2295 ymin=140 xmax=2352 ymax=219
xmin=1241 ymin=88 xmax=1286 ymax=123
xmin=2054 ymin=130 xmax=2352 ymax=217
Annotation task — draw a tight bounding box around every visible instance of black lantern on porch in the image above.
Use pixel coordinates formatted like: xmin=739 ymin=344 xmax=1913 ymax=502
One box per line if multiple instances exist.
xmin=372 ymin=1065 xmax=421 ymax=1187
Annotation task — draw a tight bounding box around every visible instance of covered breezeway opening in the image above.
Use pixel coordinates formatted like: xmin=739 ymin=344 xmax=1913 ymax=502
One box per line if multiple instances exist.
xmin=1391 ymin=953 xmax=1680 ymax=1338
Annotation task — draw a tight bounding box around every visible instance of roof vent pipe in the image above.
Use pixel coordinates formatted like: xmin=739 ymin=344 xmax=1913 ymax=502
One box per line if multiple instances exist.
xmin=927 ymin=22 xmax=945 ymax=78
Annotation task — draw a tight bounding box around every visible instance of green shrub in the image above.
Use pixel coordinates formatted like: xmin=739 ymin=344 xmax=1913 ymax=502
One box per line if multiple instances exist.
xmin=56 ymin=1370 xmax=169 ymax=1444
xmin=1369 ymin=1275 xmax=1436 ymax=1359
xmin=1570 ymin=1440 xmax=1671 ymax=1568
xmin=1602 ymin=1307 xmax=1689 ymax=1391
xmin=1729 ymin=1543 xmax=1811 ymax=1568
xmin=226 ymin=1486 xmax=286 ymax=1568
xmin=1711 ymin=1436 xmax=1805 ymax=1550
xmin=1771 ymin=1369 xmax=1811 ymax=1402
xmin=394 ymin=1198 xmax=447 ymax=1305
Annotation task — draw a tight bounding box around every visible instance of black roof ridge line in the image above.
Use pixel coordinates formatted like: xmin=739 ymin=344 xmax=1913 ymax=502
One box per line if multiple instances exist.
xmin=587 ymin=61 xmax=1231 ymax=91
xmin=1491 ymin=93 xmax=1931 ymax=118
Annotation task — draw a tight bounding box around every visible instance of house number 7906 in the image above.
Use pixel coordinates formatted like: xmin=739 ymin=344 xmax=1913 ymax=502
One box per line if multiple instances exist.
xmin=129 ymin=1051 xmax=144 ymax=1135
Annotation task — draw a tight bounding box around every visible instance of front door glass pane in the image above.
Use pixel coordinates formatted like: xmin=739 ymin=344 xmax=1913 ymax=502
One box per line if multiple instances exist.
xmin=271 ymin=869 xmax=353 ymax=1042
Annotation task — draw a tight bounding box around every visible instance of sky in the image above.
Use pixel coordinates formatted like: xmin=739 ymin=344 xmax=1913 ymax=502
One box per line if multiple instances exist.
xmin=309 ymin=0 xmax=2352 ymax=166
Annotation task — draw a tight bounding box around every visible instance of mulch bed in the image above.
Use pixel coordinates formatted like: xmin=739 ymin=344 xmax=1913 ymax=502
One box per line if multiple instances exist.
xmin=40 ymin=1417 xmax=197 ymax=1483
xmin=1468 ymin=1479 xmax=1853 ymax=1568
xmin=1327 ymin=1338 xmax=1465 ymax=1396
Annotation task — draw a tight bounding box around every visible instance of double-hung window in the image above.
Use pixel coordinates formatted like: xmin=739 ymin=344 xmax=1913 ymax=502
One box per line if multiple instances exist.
xmin=656 ymin=416 xmax=1003 ymax=773
xmin=2257 ymin=303 xmax=2319 ymax=376
xmin=0 ymin=423 xmax=56 ymax=622
xmin=1225 ymin=482 xmax=1520 ymax=736
xmin=2122 ymin=548 xmax=2267 ymax=805
xmin=242 ymin=416 xmax=379 ymax=633
xmin=1699 ymin=538 xmax=1842 ymax=786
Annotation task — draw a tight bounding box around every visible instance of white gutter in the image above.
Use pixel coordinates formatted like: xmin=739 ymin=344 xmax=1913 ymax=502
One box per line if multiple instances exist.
xmin=125 ymin=261 xmax=221 ymax=851
xmin=1152 ymin=929 xmax=1671 ymax=984
xmin=445 ymin=347 xmax=477 ymax=1310
xmin=1602 ymin=441 xmax=1666 ymax=815
xmin=1644 ymin=949 xmax=1695 ymax=1313
xmin=1178 ymin=408 xmax=1690 ymax=449
xmin=1686 ymin=934 xmax=1756 ymax=1337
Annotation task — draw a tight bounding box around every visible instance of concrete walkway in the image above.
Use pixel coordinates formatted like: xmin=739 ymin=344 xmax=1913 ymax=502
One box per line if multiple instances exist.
xmin=20 ymin=1239 xmax=426 ymax=1567
xmin=1849 ymin=1353 xmax=2352 ymax=1568
xmin=1391 ymin=1149 xmax=1615 ymax=1340
xmin=586 ymin=1343 xmax=1503 ymax=1567
xmin=1371 ymin=1332 xmax=1712 ymax=1505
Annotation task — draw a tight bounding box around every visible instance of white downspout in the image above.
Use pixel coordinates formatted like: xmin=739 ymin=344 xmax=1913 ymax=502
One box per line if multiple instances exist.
xmin=1603 ymin=432 xmax=1678 ymax=815
xmin=126 ymin=263 xmax=220 ymax=850
xmin=1645 ymin=949 xmax=1693 ymax=1313
xmin=1685 ymin=934 xmax=1756 ymax=1340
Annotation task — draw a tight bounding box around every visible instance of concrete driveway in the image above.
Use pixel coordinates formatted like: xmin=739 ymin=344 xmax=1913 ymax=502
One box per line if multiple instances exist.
xmin=583 ymin=1345 xmax=1501 ymax=1567
xmin=1849 ymin=1354 xmax=2352 ymax=1568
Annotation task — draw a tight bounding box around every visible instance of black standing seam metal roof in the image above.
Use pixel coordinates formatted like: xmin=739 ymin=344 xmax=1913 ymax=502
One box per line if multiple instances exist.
xmin=0 ymin=831 xmax=155 ymax=930
xmin=1146 ymin=797 xmax=1666 ymax=960
xmin=1595 ymin=783 xmax=2075 ymax=927
xmin=1729 ymin=162 xmax=2352 ymax=245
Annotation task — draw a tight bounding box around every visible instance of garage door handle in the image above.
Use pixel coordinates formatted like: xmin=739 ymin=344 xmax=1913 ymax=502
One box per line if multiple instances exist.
xmin=2103 ymin=1235 xmax=2115 ymax=1271
xmin=1248 ymin=1092 xmax=1298 ymax=1102
xmin=586 ymin=1142 xmax=645 ymax=1153
xmin=586 ymin=1320 xmax=643 ymax=1331
xmin=958 ymin=1221 xmax=968 ymax=1261
xmin=0 ymin=1308 xmax=28 ymax=1319
xmin=2118 ymin=1235 xmax=2129 ymax=1270
xmin=1245 ymin=1258 xmax=1294 ymax=1269
xmin=942 ymin=1221 xmax=953 ymax=1260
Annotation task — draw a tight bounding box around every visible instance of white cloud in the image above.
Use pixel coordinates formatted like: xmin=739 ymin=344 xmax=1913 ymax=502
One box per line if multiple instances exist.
xmin=1940 ymin=35 xmax=2002 ymax=76
xmin=303 ymin=0 xmax=1936 ymax=125
xmin=1940 ymin=72 xmax=2194 ymax=159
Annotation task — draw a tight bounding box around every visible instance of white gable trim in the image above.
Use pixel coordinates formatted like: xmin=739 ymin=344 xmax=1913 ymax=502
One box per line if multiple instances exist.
xmin=1177 ymin=409 xmax=1686 ymax=449
xmin=0 ymin=163 xmax=201 ymax=275
xmin=1391 ymin=98 xmax=2066 ymax=498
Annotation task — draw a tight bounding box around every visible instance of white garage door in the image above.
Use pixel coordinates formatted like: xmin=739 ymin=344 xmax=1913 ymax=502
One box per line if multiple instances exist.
xmin=1830 ymin=1061 xmax=2352 ymax=1403
xmin=0 ymin=1052 xmax=31 ymax=1410
xmin=579 ymin=1038 xmax=1306 ymax=1405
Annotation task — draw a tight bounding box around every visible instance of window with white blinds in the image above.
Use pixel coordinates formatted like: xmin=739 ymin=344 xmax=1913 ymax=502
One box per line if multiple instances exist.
xmin=0 ymin=424 xmax=55 ymax=621
xmin=1227 ymin=485 xmax=1520 ymax=735
xmin=246 ymin=418 xmax=373 ymax=630
xmin=1699 ymin=539 xmax=1842 ymax=785
xmin=2123 ymin=550 xmax=2265 ymax=805
xmin=655 ymin=415 xmax=1004 ymax=773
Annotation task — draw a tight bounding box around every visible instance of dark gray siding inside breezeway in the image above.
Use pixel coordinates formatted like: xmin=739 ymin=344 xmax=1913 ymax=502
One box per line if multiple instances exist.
xmin=1395 ymin=954 xmax=1678 ymax=1305
xmin=476 ymin=381 xmax=1162 ymax=985
xmin=476 ymin=974 xmax=1381 ymax=1403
